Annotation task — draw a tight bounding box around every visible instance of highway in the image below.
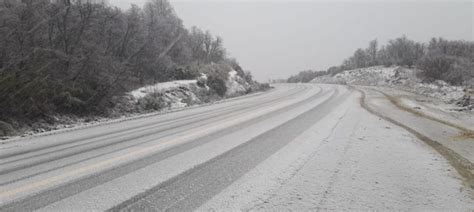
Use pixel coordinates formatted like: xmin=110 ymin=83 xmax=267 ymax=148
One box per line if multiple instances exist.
xmin=1 ymin=84 xmax=472 ymax=211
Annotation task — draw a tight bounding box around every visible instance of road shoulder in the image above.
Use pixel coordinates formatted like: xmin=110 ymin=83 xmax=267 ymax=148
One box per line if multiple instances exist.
xmin=199 ymin=88 xmax=474 ymax=210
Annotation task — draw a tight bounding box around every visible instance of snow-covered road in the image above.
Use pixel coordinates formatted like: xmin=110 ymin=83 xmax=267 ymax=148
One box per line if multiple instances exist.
xmin=201 ymin=86 xmax=473 ymax=210
xmin=1 ymin=84 xmax=472 ymax=211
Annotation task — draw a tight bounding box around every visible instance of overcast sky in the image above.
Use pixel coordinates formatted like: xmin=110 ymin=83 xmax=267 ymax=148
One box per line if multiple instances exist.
xmin=110 ymin=0 xmax=473 ymax=81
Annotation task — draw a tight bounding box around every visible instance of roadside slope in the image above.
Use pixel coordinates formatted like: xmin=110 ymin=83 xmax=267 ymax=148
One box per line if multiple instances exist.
xmin=0 ymin=84 xmax=330 ymax=211
xmin=357 ymin=87 xmax=474 ymax=190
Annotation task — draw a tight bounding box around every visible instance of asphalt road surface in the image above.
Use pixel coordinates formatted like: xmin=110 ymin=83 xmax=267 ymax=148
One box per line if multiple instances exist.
xmin=1 ymin=84 xmax=473 ymax=211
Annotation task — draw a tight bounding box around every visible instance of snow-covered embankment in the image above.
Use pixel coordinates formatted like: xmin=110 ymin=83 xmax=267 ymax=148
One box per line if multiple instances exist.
xmin=311 ymin=66 xmax=472 ymax=111
xmin=119 ymin=69 xmax=259 ymax=113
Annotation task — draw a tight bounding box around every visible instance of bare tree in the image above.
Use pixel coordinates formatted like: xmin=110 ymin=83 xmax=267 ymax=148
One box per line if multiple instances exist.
xmin=367 ymin=39 xmax=378 ymax=66
xmin=0 ymin=0 xmax=237 ymax=126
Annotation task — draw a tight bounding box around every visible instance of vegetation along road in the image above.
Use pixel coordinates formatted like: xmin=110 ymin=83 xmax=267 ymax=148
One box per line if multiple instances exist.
xmin=1 ymin=83 xmax=472 ymax=211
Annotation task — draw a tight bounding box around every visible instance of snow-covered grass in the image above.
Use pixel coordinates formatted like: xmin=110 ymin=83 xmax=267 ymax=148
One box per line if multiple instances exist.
xmin=128 ymin=80 xmax=202 ymax=110
xmin=129 ymin=80 xmax=197 ymax=99
xmin=373 ymin=87 xmax=474 ymax=131
xmin=334 ymin=66 xmax=397 ymax=86
xmin=1 ymin=69 xmax=264 ymax=141
xmin=125 ymin=69 xmax=253 ymax=112
xmin=199 ymin=90 xmax=474 ymax=210
xmin=312 ymin=66 xmax=398 ymax=86
xmin=311 ymin=66 xmax=471 ymax=109
xmin=226 ymin=70 xmax=251 ymax=97
xmin=410 ymin=80 xmax=465 ymax=103
xmin=128 ymin=68 xmax=252 ymax=102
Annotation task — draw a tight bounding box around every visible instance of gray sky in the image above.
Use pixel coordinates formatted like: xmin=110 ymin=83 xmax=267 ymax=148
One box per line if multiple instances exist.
xmin=111 ymin=0 xmax=473 ymax=81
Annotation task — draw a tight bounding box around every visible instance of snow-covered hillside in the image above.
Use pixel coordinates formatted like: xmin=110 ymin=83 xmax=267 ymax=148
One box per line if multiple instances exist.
xmin=120 ymin=69 xmax=255 ymax=112
xmin=312 ymin=66 xmax=399 ymax=86
xmin=311 ymin=66 xmax=471 ymax=108
xmin=2 ymin=69 xmax=264 ymax=139
xmin=129 ymin=80 xmax=199 ymax=100
xmin=127 ymin=79 xmax=203 ymax=109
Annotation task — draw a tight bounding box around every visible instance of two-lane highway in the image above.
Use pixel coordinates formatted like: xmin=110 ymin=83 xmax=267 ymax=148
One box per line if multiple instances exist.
xmin=1 ymin=83 xmax=472 ymax=211
xmin=1 ymin=84 xmax=345 ymax=211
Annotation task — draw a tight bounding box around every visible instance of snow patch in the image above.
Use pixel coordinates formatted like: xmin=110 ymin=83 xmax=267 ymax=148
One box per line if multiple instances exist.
xmin=313 ymin=66 xmax=398 ymax=86
xmin=124 ymin=70 xmax=254 ymax=111
xmin=312 ymin=66 xmax=470 ymax=108
xmin=225 ymin=70 xmax=251 ymax=97
xmin=129 ymin=80 xmax=197 ymax=99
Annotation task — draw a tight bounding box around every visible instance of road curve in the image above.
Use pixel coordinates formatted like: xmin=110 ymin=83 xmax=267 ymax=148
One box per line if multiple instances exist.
xmin=0 ymin=83 xmax=349 ymax=211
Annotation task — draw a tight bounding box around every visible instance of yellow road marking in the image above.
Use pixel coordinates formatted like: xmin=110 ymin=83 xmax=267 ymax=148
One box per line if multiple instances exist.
xmin=0 ymin=86 xmax=322 ymax=203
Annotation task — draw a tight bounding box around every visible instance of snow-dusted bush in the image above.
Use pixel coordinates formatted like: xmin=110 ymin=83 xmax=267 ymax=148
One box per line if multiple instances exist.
xmin=137 ymin=93 xmax=166 ymax=111
xmin=196 ymin=74 xmax=208 ymax=87
xmin=325 ymin=36 xmax=473 ymax=86
xmin=418 ymin=54 xmax=474 ymax=86
xmin=207 ymin=75 xmax=227 ymax=97
xmin=417 ymin=54 xmax=455 ymax=82
xmin=0 ymin=121 xmax=15 ymax=137
xmin=173 ymin=66 xmax=200 ymax=80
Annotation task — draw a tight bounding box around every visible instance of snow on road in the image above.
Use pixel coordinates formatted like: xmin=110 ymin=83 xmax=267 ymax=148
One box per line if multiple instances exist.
xmin=0 ymin=84 xmax=326 ymax=210
xmin=2 ymin=84 xmax=472 ymax=211
xmin=200 ymin=90 xmax=474 ymax=210
xmin=361 ymin=87 xmax=474 ymax=165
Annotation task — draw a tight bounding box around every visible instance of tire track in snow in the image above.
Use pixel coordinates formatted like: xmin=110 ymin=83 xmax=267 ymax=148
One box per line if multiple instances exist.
xmin=373 ymin=88 xmax=474 ymax=135
xmin=314 ymin=115 xmax=360 ymax=211
xmin=247 ymin=106 xmax=351 ymax=211
xmin=356 ymin=87 xmax=474 ymax=193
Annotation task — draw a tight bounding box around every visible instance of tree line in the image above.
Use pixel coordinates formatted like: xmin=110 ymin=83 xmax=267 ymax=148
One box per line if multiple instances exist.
xmin=0 ymin=0 xmax=254 ymax=125
xmin=286 ymin=70 xmax=326 ymax=83
xmin=333 ymin=36 xmax=473 ymax=85
xmin=289 ymin=36 xmax=473 ymax=85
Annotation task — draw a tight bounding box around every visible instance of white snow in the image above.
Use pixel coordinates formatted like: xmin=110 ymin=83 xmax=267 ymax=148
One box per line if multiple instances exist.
xmin=312 ymin=66 xmax=470 ymax=107
xmin=312 ymin=66 xmax=398 ymax=86
xmin=127 ymin=69 xmax=252 ymax=107
xmin=374 ymin=87 xmax=474 ymax=130
xmin=199 ymin=91 xmax=474 ymax=210
xmin=34 ymin=84 xmax=327 ymax=211
xmin=411 ymin=80 xmax=465 ymax=103
xmin=363 ymin=87 xmax=474 ymax=161
xmin=225 ymin=70 xmax=250 ymax=97
xmin=3 ymin=84 xmax=472 ymax=210
xmin=1 ymin=70 xmax=263 ymax=141
xmin=128 ymin=80 xmax=197 ymax=99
